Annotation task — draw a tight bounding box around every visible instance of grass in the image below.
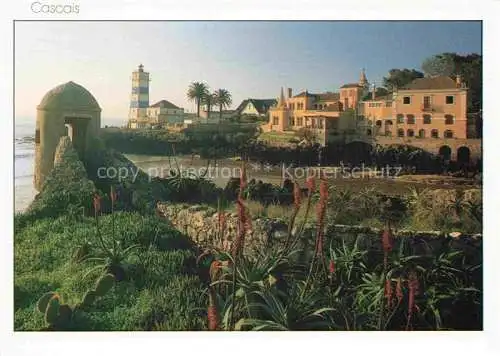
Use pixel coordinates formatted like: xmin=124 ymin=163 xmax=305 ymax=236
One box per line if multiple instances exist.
xmin=14 ymin=212 xmax=206 ymax=331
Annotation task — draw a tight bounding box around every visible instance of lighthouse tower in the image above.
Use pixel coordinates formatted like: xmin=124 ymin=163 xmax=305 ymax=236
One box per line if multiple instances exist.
xmin=128 ymin=64 xmax=150 ymax=124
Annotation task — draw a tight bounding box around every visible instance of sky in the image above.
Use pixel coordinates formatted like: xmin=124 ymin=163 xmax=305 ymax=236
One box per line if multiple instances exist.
xmin=14 ymin=21 xmax=481 ymax=123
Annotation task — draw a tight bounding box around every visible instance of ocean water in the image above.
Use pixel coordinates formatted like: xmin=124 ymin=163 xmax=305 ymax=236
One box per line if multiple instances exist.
xmin=15 ymin=121 xmax=37 ymax=212
xmin=14 ymin=118 xmax=126 ymax=212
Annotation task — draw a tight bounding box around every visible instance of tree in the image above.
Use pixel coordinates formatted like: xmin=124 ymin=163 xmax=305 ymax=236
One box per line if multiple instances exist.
xmin=187 ymin=82 xmax=209 ymax=118
xmin=214 ymin=88 xmax=232 ymax=122
xmin=421 ymin=52 xmax=482 ymax=113
xmin=382 ymin=69 xmax=424 ymax=92
xmin=202 ymin=92 xmax=217 ymax=120
xmin=362 ymin=87 xmax=389 ymax=101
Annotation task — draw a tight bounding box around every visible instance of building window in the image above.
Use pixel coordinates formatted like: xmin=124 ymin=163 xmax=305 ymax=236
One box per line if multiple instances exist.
xmin=431 ymin=129 xmax=439 ymax=138
xmin=397 ymin=129 xmax=405 ymax=137
xmin=376 ymin=120 xmax=382 ymax=127
xmin=272 ymin=116 xmax=279 ymax=125
xmin=445 ymin=115 xmax=454 ymax=125
xmin=418 ymin=129 xmax=425 ymax=138
xmin=289 ymin=116 xmax=295 ymax=126
xmin=423 ymin=96 xmax=431 ymax=110
xmin=406 ymin=114 xmax=415 ymax=124
xmin=319 ymin=118 xmax=324 ymax=129
xmin=397 ymin=114 xmax=404 ymax=124
xmin=297 ymin=117 xmax=303 ymax=126
xmin=446 ymin=96 xmax=454 ymax=104
xmin=367 ymin=129 xmax=372 ymax=136
xmin=385 ymin=101 xmax=392 ymax=108
xmin=35 ymin=129 xmax=40 ymax=144
xmin=444 ymin=130 xmax=453 ymax=138
xmin=407 ymin=129 xmax=415 ymax=137
xmin=423 ymin=114 xmax=431 ymax=124
xmin=403 ymin=96 xmax=411 ymax=104
xmin=314 ymin=104 xmax=318 ymax=110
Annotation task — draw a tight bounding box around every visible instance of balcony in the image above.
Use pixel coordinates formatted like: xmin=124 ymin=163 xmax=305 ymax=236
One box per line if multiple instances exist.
xmin=421 ymin=104 xmax=443 ymax=113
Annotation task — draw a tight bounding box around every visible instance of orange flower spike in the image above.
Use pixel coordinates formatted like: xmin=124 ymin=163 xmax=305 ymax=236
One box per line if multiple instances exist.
xmin=384 ymin=279 xmax=393 ymax=307
xmin=328 ymin=259 xmax=336 ymax=274
xmin=306 ymin=176 xmax=316 ymax=196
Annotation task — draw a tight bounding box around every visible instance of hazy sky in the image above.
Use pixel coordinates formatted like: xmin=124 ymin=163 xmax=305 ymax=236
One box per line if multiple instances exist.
xmin=15 ymin=21 xmax=481 ymax=122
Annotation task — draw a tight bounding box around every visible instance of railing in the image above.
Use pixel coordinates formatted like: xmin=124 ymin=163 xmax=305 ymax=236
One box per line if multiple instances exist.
xmin=421 ymin=105 xmax=443 ymax=113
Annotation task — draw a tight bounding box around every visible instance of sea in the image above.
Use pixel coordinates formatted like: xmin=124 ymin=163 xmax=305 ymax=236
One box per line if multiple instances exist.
xmin=14 ymin=118 xmax=126 ymax=212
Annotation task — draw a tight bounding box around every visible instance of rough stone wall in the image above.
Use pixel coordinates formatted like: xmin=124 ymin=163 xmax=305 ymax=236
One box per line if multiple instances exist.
xmin=157 ymin=202 xmax=482 ymax=258
xmin=374 ymin=137 xmax=482 ymax=161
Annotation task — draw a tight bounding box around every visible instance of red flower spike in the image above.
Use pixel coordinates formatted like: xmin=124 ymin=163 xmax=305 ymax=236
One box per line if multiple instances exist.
xmin=306 ymin=176 xmax=316 ymax=196
xmin=329 ymin=259 xmax=335 ymax=274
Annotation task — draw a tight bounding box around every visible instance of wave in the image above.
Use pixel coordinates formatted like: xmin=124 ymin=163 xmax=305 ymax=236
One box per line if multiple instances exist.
xmin=15 ymin=173 xmax=33 ymax=179
xmin=15 ymin=152 xmax=35 ymax=159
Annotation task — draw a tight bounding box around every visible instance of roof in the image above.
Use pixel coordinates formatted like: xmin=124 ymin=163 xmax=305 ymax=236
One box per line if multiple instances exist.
xmin=236 ymin=99 xmax=277 ymax=114
xmin=38 ymin=81 xmax=101 ymax=111
xmin=341 ymin=83 xmax=363 ymax=89
xmin=363 ymin=94 xmax=394 ymax=102
xmin=293 ymin=91 xmax=316 ymax=98
xmin=150 ymin=100 xmax=181 ymax=109
xmin=315 ymin=92 xmax=340 ymax=101
xmin=325 ymin=102 xmax=343 ymax=111
xmin=399 ymin=76 xmax=460 ymax=90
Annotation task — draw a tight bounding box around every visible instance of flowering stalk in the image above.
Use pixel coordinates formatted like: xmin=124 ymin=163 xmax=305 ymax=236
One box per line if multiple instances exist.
xmin=396 ymin=278 xmax=403 ymax=305
xmin=303 ymin=173 xmax=328 ymax=295
xmin=110 ymin=186 xmax=117 ymax=253
xmin=229 ymin=162 xmax=251 ymax=330
xmin=384 ymin=279 xmax=393 ymax=309
xmin=406 ymin=272 xmax=420 ymax=331
xmin=292 ymin=175 xmax=316 ymax=250
xmin=207 ymin=286 xmax=219 ymax=331
xmin=382 ymin=221 xmax=393 ymax=270
xmin=314 ymin=175 xmax=328 ymax=259
xmin=284 ymin=181 xmax=302 ymax=250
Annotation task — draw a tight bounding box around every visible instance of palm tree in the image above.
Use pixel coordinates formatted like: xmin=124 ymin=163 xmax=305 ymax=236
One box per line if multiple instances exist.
xmin=214 ymin=89 xmax=232 ymax=122
xmin=187 ymin=82 xmax=209 ymax=118
xmin=202 ymin=92 xmax=217 ymax=121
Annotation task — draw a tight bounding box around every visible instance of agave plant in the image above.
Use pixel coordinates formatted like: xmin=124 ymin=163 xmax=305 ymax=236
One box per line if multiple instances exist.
xmin=235 ymin=280 xmax=336 ymax=331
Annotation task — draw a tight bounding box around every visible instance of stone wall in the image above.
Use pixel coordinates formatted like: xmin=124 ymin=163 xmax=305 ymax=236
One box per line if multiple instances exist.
xmin=157 ymin=202 xmax=482 ymax=260
xmin=375 ymin=137 xmax=482 ymax=161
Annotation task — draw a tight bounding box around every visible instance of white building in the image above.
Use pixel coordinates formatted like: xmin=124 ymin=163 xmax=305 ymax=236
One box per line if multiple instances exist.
xmin=147 ymin=100 xmax=185 ymax=124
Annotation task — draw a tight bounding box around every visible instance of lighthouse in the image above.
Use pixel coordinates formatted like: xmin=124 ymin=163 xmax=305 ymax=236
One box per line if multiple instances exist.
xmin=128 ymin=64 xmax=150 ymax=126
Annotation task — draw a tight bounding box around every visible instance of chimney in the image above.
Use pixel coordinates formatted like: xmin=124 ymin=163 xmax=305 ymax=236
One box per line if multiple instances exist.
xmin=288 ymin=88 xmax=293 ymax=99
xmin=456 ymin=75 xmax=462 ymax=88
xmin=371 ymin=85 xmax=376 ymax=100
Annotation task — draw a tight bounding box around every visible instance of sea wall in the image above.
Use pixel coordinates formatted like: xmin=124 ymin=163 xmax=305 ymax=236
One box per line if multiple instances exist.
xmin=157 ymin=202 xmax=482 ymax=260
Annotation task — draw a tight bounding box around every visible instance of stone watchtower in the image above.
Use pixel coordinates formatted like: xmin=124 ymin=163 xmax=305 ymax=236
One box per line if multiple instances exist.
xmin=34 ymin=81 xmax=101 ymax=191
